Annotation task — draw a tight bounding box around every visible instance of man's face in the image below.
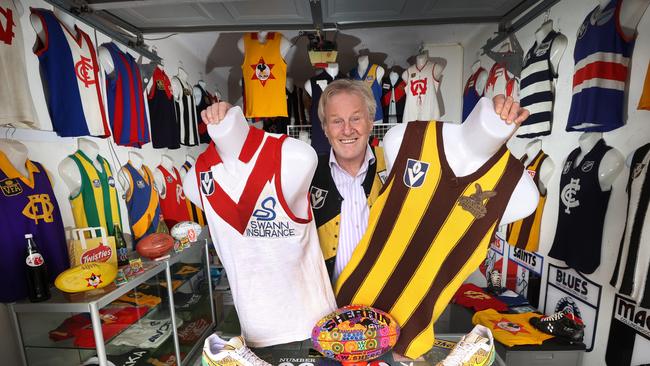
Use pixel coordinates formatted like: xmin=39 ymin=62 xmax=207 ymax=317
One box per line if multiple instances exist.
xmin=323 ymin=92 xmax=373 ymax=166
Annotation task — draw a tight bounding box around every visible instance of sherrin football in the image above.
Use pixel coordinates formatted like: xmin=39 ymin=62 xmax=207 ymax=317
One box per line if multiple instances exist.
xmin=170 ymin=221 xmax=202 ymax=243
xmin=54 ymin=262 xmax=117 ymax=293
xmin=311 ymin=305 xmax=400 ymax=364
xmin=136 ymin=233 xmax=174 ymax=259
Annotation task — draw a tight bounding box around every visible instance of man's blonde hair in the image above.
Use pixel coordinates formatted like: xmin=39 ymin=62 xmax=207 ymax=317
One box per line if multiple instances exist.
xmin=317 ymin=79 xmax=376 ymax=129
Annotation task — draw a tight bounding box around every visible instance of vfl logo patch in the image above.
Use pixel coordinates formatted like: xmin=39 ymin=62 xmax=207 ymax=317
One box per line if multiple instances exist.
xmin=561 ymin=178 xmax=581 ymax=214
xmin=563 ymin=160 xmax=572 ymax=174
xmin=200 ymin=171 xmax=214 ymax=196
xmin=166 ymin=176 xmax=173 ymax=183
xmin=377 ymin=169 xmax=388 ymax=184
xmin=252 ymin=197 xmax=277 ymax=221
xmin=136 ymin=180 xmax=145 ymax=189
xmin=93 ymin=179 xmax=101 ymax=188
xmin=458 ymin=183 xmax=497 ymax=219
xmin=634 ymin=163 xmax=646 ymax=179
xmin=108 ymin=176 xmax=115 ymax=187
xmin=535 ymin=41 xmax=552 ymax=57
xmin=310 ymin=186 xmax=328 ymax=210
xmin=581 ymin=160 xmax=594 ymax=173
xmin=403 ymin=159 xmax=429 ymax=188
xmin=0 ymin=178 xmax=22 ymax=196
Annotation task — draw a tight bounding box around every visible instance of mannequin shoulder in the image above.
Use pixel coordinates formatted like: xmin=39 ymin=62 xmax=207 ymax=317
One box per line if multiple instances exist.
xmin=619 ymin=0 xmax=650 ymax=39
xmin=501 ymin=170 xmax=539 ymax=224
xmin=281 ymin=137 xmax=317 ymax=167
xmin=237 ymin=37 xmax=245 ymax=54
xmin=383 ymin=123 xmax=408 ymax=173
xmin=600 ymin=147 xmax=625 ymax=176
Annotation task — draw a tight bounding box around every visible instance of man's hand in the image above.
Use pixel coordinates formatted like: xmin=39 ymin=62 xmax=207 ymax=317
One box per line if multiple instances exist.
xmin=493 ymin=95 xmax=529 ymax=126
xmin=201 ymin=101 xmax=233 ymax=125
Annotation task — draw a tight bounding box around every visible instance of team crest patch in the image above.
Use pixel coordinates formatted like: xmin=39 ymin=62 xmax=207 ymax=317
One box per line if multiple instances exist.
xmin=555 ymin=296 xmax=582 ymax=320
xmin=581 ymin=161 xmax=594 ymax=173
xmin=183 ymin=87 xmax=191 ymax=96
xmin=166 ymin=176 xmax=173 ymax=183
xmin=377 ymin=169 xmax=388 ymax=184
xmin=108 ymin=176 xmax=115 ymax=187
xmin=403 ymin=158 xmax=429 ymax=188
xmin=0 ymin=178 xmax=22 ymax=196
xmin=563 ymin=161 xmax=572 ymax=174
xmin=200 ymin=171 xmax=214 ymax=196
xmin=492 ymin=318 xmax=529 ymax=335
xmin=458 ymin=183 xmax=497 ymax=219
xmin=526 ymin=169 xmax=536 ymax=179
xmin=310 ymin=186 xmax=328 ymax=210
xmin=156 ymin=79 xmax=165 ymax=90
xmin=93 ymin=179 xmax=101 ymax=188
xmin=136 ymin=180 xmax=145 ymax=189
xmin=634 ymin=163 xmax=646 ymax=179
xmin=250 ymin=56 xmax=275 ymax=86
xmin=561 ymin=178 xmax=581 ymax=214
xmin=535 ymin=41 xmax=551 ymax=57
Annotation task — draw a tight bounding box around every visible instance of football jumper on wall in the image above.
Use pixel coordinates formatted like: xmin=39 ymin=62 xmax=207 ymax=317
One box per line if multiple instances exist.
xmin=639 ymin=60 xmax=650 ymax=110
xmin=194 ymin=83 xmax=212 ymax=144
xmin=350 ymin=64 xmax=383 ymax=121
xmin=30 ymin=9 xmax=109 ymax=138
xmin=157 ymin=165 xmax=190 ymax=228
xmin=147 ymin=66 xmax=180 ymax=149
xmin=0 ymin=152 xmax=69 ymax=302
xmin=381 ymin=75 xmax=406 ymax=124
xmin=611 ymin=144 xmax=650 ymax=307
xmin=122 ymin=162 xmax=161 ymax=242
xmin=484 ymin=62 xmax=518 ymax=100
xmin=518 ymin=31 xmax=560 ymax=138
xmin=68 ymin=150 xmax=122 ymax=236
xmin=462 ymin=67 xmax=486 ymax=122
xmin=174 ymin=76 xmax=199 ymax=146
xmin=0 ymin=0 xmax=37 ymax=127
xmin=548 ymin=139 xmax=612 ymax=274
xmin=180 ymin=161 xmax=206 ymax=226
xmin=195 ymin=127 xmax=336 ymax=347
xmin=335 ymin=122 xmax=523 ymax=358
xmin=309 ymin=71 xmax=342 ymax=155
xmin=506 ymin=151 xmax=549 ymax=252
xmin=566 ymin=0 xmax=634 ymax=132
xmin=241 ymin=32 xmax=288 ymax=118
xmin=403 ymin=61 xmax=441 ymax=122
xmin=102 ymin=42 xmax=150 ymax=147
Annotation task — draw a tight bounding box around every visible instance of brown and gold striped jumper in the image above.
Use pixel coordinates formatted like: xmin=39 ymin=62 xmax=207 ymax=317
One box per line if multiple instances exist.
xmin=334 ymin=121 xmax=523 ymax=358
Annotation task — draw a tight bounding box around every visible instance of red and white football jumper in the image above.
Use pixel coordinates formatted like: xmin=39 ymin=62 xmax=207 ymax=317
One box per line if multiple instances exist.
xmin=403 ymin=61 xmax=441 ymax=122
xmin=157 ymin=165 xmax=190 ymax=228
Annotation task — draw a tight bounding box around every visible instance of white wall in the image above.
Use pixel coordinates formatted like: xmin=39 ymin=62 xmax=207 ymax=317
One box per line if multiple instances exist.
xmin=0 ymin=0 xmax=217 ymax=363
xmin=463 ymin=0 xmax=650 ymax=365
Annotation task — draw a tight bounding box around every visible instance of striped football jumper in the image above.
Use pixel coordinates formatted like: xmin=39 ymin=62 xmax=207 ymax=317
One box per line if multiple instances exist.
xmin=334 ymin=121 xmax=523 ymax=358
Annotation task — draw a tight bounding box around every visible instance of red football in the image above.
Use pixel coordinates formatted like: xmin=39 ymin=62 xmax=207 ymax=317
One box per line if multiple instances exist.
xmin=136 ymin=233 xmax=174 ymax=259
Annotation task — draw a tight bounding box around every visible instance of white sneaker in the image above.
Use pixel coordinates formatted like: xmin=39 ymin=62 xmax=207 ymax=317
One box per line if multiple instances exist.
xmin=437 ymin=325 xmax=496 ymax=366
xmin=202 ymin=334 xmax=271 ymax=366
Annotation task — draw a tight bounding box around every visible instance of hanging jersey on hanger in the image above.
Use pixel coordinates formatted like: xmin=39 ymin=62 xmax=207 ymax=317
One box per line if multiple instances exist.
xmin=194 ymin=83 xmax=212 ymax=144
xmin=122 ymin=162 xmax=161 ymax=242
xmin=381 ymin=75 xmax=406 ymax=124
xmin=462 ymin=67 xmax=486 ymax=122
xmin=173 ymin=76 xmax=199 ymax=146
xmin=148 ymin=67 xmax=180 ymax=149
xmin=157 ymin=165 xmax=190 ymax=228
xmin=102 ymin=42 xmax=150 ymax=147
xmin=485 ymin=62 xmax=518 ymax=100
xmin=403 ymin=61 xmax=441 ymax=122
xmin=30 ymin=8 xmax=109 ymax=138
xmin=350 ymin=64 xmax=383 ymax=121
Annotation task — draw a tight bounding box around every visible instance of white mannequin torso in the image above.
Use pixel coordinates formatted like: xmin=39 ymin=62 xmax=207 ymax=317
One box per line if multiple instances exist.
xmin=389 ymin=71 xmax=399 ymax=86
xmin=572 ymin=132 xmax=624 ymax=191
xmin=237 ymin=31 xmax=291 ymax=59
xmin=523 ymin=139 xmax=555 ymax=193
xmin=383 ymin=97 xmax=538 ymax=225
xmin=0 ymin=139 xmax=29 ymax=178
xmin=470 ymin=60 xmax=488 ymax=95
xmin=154 ymin=154 xmax=176 ymax=196
xmin=179 ymin=155 xmax=196 ymax=180
xmin=355 ymin=55 xmax=385 ymax=86
xmin=193 ymin=80 xmax=207 ymax=106
xmin=183 ymin=106 xmax=316 ymax=219
xmin=304 ymin=63 xmax=340 ymax=97
xmin=172 ymin=67 xmax=190 ymax=100
xmin=30 ymin=7 xmax=75 ymax=43
xmin=58 ymin=138 xmax=103 ymax=197
xmin=601 ymin=0 xmax=650 ymax=39
xmin=118 ymin=152 xmax=145 ymax=193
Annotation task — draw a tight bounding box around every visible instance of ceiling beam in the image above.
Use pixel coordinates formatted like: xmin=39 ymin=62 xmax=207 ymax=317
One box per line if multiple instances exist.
xmin=309 ymin=0 xmax=324 ymax=30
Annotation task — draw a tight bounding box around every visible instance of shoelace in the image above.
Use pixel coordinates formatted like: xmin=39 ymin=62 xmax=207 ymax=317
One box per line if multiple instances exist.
xmin=443 ymin=340 xmax=478 ymax=365
xmin=541 ymin=311 xmax=565 ymax=323
xmin=237 ymin=346 xmax=268 ymax=366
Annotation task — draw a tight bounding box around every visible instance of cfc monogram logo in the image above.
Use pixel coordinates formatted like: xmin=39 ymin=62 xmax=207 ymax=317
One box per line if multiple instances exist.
xmin=22 ymin=194 xmax=55 ymax=224
xmin=0 ymin=6 xmax=15 ymax=45
xmin=75 ymin=56 xmax=96 ymax=88
xmin=561 ymin=178 xmax=581 ymax=214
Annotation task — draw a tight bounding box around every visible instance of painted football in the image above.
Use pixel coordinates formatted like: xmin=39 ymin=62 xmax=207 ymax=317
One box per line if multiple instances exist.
xmin=54 ymin=262 xmax=117 ymax=293
xmin=311 ymin=305 xmax=400 ymax=363
xmin=136 ymin=233 xmax=174 ymax=259
xmin=170 ymin=221 xmax=202 ymax=243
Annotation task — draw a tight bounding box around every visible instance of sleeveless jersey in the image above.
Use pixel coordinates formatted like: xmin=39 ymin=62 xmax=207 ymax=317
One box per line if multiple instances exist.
xmin=485 ymin=62 xmax=518 ymax=100
xmin=472 ymin=309 xmax=554 ymax=347
xmin=381 ymin=76 xmax=406 ymax=124
xmin=462 ymin=67 xmax=486 ymax=122
xmin=195 ymin=127 xmax=336 ymax=346
xmin=350 ymin=64 xmax=383 ymax=121
xmin=241 ymin=32 xmax=288 ymax=118
xmin=173 ymin=76 xmax=199 ymax=146
xmin=548 ymin=139 xmax=612 ymax=274
xmin=506 ymin=151 xmax=549 ymax=252
xmin=122 ymin=162 xmax=160 ymax=242
xmin=567 ymin=0 xmax=634 ymax=132
xmin=0 ymin=152 xmax=68 ymax=302
xmin=147 ymin=67 xmax=180 ymax=149
xmin=102 ymin=43 xmax=149 ymax=147
xmin=0 ymin=0 xmax=37 ymax=127
xmin=68 ymin=150 xmax=122 ymax=236
xmin=157 ymin=165 xmax=190 ymax=228
xmin=403 ymin=61 xmax=441 ymax=122
xmin=30 ymin=9 xmax=109 ymax=138
xmin=334 ymin=121 xmax=523 ymax=358
xmin=180 ymin=161 xmax=206 ymax=226
xmin=518 ymin=31 xmax=560 ymax=138
xmin=309 ymin=71 xmax=341 ymax=155
xmin=611 ymin=144 xmax=650 ymax=307
xmin=639 ymin=60 xmax=650 ymax=110
xmin=194 ymin=83 xmax=212 ymax=143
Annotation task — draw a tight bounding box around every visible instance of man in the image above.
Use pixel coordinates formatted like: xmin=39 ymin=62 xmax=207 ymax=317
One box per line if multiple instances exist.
xmin=201 ymin=84 xmax=529 ymax=282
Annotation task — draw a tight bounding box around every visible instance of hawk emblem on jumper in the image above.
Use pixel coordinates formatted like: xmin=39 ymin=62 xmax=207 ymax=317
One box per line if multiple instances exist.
xmin=458 ymin=183 xmax=497 ymax=219
xmin=403 ymin=159 xmax=429 ymax=188
xmin=250 ymin=57 xmax=275 ymax=86
xmin=310 ymin=186 xmax=328 ymax=210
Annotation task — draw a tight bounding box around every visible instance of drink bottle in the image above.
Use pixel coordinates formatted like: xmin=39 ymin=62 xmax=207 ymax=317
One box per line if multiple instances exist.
xmin=25 ymin=234 xmax=50 ymax=302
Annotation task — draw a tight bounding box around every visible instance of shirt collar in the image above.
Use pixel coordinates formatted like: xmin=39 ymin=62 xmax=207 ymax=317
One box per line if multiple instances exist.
xmin=329 ymin=144 xmax=375 ymax=177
